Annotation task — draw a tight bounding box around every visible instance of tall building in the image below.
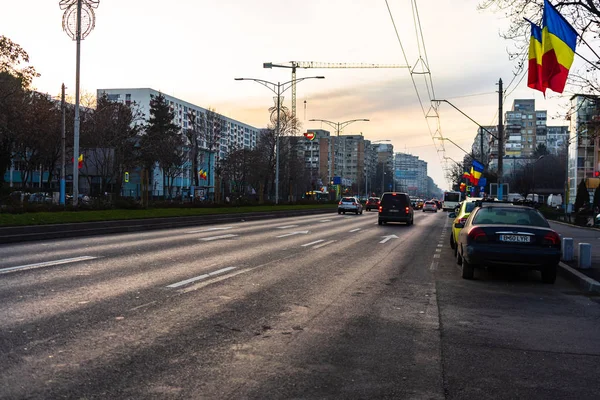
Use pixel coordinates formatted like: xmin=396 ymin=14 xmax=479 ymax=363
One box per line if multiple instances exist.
xmin=98 ymin=88 xmax=260 ymax=197
xmin=567 ymin=94 xmax=600 ymax=204
xmin=546 ymin=126 xmax=569 ymax=155
xmin=394 ymin=152 xmax=428 ymax=197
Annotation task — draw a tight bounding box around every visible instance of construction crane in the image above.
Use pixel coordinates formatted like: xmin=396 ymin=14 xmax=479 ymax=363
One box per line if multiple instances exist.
xmin=263 ymin=61 xmax=409 ymax=118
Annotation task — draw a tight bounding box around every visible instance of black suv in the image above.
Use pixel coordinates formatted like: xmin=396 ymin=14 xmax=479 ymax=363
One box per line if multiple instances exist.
xmin=378 ymin=192 xmax=414 ymax=225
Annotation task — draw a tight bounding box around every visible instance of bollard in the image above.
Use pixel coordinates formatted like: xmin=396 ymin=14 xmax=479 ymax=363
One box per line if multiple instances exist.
xmin=562 ymin=237 xmax=574 ymax=261
xmin=578 ymin=243 xmax=592 ymax=269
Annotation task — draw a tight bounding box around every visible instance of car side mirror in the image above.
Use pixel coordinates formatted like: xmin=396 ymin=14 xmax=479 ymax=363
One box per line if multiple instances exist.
xmin=454 ymin=222 xmax=464 ymax=229
xmin=448 ymin=212 xmax=456 ymax=218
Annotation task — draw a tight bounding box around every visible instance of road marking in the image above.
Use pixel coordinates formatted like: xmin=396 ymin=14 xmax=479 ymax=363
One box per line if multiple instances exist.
xmin=302 ymin=240 xmax=325 ymax=247
xmin=0 ymin=256 xmax=98 ymax=274
xmin=430 ymin=261 xmax=439 ymax=271
xmin=433 ymin=254 xmax=441 ymax=258
xmin=277 ymin=225 xmax=299 ymax=229
xmin=167 ymin=266 xmax=237 ymax=288
xmin=200 ymin=234 xmax=238 ymax=241
xmin=379 ymin=234 xmax=399 ymax=244
xmin=319 ymin=219 xmax=332 ymax=223
xmin=129 ymin=301 xmax=158 ymax=312
xmin=313 ymin=240 xmax=336 ymax=249
xmin=188 ymin=227 xmax=232 ymax=233
xmin=349 ymin=228 xmax=361 ymax=232
xmin=276 ymin=230 xmax=309 ymax=238
xmin=435 ymin=249 xmax=441 ymax=252
xmin=437 ymin=244 xmax=443 ymax=247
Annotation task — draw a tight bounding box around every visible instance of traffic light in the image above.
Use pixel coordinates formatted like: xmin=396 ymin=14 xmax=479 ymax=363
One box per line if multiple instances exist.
xmin=595 ymin=171 xmax=600 ymax=178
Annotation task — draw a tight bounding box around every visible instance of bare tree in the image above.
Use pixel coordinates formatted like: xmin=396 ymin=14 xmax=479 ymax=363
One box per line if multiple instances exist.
xmin=200 ymin=108 xmax=226 ymax=199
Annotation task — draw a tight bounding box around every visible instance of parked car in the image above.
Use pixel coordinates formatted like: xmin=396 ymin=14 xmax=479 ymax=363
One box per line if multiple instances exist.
xmin=448 ymin=197 xmax=484 ymax=256
xmin=338 ymin=197 xmax=363 ymax=215
xmin=365 ymin=197 xmax=380 ymax=211
xmin=378 ymin=192 xmax=413 ymax=225
xmin=455 ymin=201 xmax=561 ymax=283
xmin=422 ymin=200 xmax=437 ymax=212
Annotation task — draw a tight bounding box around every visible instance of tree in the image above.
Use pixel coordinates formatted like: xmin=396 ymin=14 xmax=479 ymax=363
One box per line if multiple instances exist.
xmin=593 ymin=184 xmax=600 ymax=211
xmin=479 ymin=0 xmax=600 ymax=94
xmin=200 ymin=108 xmax=226 ymax=200
xmin=0 ymin=36 xmax=38 ymax=187
xmin=81 ymin=93 xmax=142 ymax=196
xmin=533 ymin=143 xmax=550 ymax=158
xmin=574 ymin=178 xmax=589 ymax=212
xmin=139 ymin=93 xmax=184 ymax=199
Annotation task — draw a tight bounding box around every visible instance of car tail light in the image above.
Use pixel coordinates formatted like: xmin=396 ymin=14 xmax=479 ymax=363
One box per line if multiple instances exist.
xmin=379 ymin=206 xmax=382 ymax=212
xmin=543 ymin=231 xmax=560 ymax=246
xmin=352 ymin=202 xmax=357 ymax=205
xmin=405 ymin=206 xmax=409 ymax=213
xmin=467 ymin=227 xmax=487 ymax=242
xmin=458 ymin=218 xmax=468 ymax=225
xmin=338 ymin=201 xmax=342 ymax=205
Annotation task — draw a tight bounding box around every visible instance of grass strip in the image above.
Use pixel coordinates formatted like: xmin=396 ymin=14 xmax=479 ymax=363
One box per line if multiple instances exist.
xmin=0 ymin=204 xmax=337 ymax=227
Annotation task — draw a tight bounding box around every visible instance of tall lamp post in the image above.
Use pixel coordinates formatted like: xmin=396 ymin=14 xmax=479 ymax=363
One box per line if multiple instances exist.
xmin=235 ymin=76 xmax=324 ymax=204
xmin=59 ymin=0 xmax=99 ymax=206
xmin=309 ymin=118 xmax=369 ymax=195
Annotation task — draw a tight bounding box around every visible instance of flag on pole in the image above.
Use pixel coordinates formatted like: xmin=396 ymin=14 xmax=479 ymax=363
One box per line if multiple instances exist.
xmin=462 ymin=170 xmax=471 ymax=179
xmin=469 ymin=160 xmax=485 ymax=186
xmin=527 ymin=21 xmax=545 ymax=93
xmin=541 ymin=0 xmax=578 ymax=93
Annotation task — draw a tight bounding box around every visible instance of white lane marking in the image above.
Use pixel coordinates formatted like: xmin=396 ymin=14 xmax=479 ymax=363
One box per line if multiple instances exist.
xmin=302 ymin=240 xmax=325 ymax=247
xmin=379 ymin=234 xmax=399 ymax=244
xmin=437 ymin=244 xmax=443 ymax=247
xmin=129 ymin=301 xmax=158 ymax=312
xmin=188 ymin=227 xmax=232 ymax=233
xmin=167 ymin=266 xmax=237 ymax=288
xmin=435 ymin=249 xmax=441 ymax=252
xmin=0 ymin=256 xmax=98 ymax=274
xmin=276 ymin=230 xmax=309 ymax=238
xmin=277 ymin=225 xmax=299 ymax=229
xmin=200 ymin=234 xmax=238 ymax=241
xmin=320 ymin=219 xmax=332 ymax=223
xmin=313 ymin=240 xmax=336 ymax=249
xmin=349 ymin=228 xmax=361 ymax=232
xmin=433 ymin=254 xmax=441 ymax=258
xmin=430 ymin=261 xmax=439 ymax=271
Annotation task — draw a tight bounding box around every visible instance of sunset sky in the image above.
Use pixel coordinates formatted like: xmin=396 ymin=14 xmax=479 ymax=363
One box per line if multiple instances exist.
xmin=1 ymin=0 xmax=580 ymax=189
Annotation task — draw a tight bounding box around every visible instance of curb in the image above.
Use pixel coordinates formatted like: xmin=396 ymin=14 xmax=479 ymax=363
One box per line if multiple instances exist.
xmin=558 ymin=261 xmax=600 ymax=293
xmin=551 ymin=219 xmax=600 ymax=232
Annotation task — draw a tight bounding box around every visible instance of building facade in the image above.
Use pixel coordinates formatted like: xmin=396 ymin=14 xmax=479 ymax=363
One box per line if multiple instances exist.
xmin=394 ymin=152 xmax=427 ymax=198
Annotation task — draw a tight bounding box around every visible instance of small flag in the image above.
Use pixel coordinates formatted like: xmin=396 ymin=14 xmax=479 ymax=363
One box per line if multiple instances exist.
xmin=527 ymin=21 xmax=544 ymax=93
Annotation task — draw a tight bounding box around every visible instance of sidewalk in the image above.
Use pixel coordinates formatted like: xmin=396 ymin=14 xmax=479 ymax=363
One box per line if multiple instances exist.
xmin=549 ymin=220 xmax=600 ymax=293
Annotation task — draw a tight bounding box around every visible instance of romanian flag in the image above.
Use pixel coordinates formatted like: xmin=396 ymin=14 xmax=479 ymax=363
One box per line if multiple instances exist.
xmin=72 ymin=154 xmax=84 ymax=169
xmin=462 ymin=170 xmax=471 ymax=179
xmin=198 ymin=169 xmax=204 ymax=180
xmin=459 ymin=183 xmax=466 ymax=192
xmin=469 ymin=160 xmax=484 ymax=186
xmin=541 ymin=0 xmax=577 ymax=93
xmin=527 ymin=21 xmax=544 ymax=93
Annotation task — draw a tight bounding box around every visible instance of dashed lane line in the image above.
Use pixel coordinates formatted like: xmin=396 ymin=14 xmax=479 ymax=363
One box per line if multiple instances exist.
xmin=167 ymin=266 xmax=237 ymax=288
xmin=200 ymin=234 xmax=238 ymax=241
xmin=0 ymin=256 xmax=98 ymax=274
xmin=302 ymin=240 xmax=325 ymax=247
xmin=313 ymin=240 xmax=337 ymax=249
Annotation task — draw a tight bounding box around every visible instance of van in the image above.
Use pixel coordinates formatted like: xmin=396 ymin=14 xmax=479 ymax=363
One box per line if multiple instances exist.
xmin=547 ymin=194 xmax=562 ymax=208
xmin=378 ymin=192 xmax=414 ymax=225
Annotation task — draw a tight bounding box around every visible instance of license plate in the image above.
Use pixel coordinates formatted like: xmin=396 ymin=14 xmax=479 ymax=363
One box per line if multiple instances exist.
xmin=389 ymin=210 xmax=399 ymax=213
xmin=499 ymin=234 xmax=530 ymax=243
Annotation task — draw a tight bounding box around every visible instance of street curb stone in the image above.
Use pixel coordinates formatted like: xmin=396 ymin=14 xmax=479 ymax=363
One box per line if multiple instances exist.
xmin=558 ymin=261 xmax=600 ymax=293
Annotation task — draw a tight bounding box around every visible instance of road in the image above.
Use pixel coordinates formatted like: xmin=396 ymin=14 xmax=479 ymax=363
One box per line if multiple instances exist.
xmin=1 ymin=210 xmax=599 ymax=399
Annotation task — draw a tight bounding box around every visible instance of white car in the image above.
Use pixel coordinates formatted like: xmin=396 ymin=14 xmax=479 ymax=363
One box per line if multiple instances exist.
xmin=337 ymin=197 xmax=363 ymax=215
xmin=422 ymin=200 xmax=438 ymax=212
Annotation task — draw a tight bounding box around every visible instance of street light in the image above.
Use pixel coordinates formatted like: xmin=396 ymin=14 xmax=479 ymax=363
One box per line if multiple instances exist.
xmin=235 ymin=75 xmax=324 ymax=204
xmin=531 ymin=155 xmax=545 ymax=201
xmin=309 ymin=118 xmax=369 ymax=194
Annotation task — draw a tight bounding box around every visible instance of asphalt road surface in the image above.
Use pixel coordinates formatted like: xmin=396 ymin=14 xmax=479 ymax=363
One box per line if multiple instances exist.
xmin=1 ymin=210 xmax=599 ymax=399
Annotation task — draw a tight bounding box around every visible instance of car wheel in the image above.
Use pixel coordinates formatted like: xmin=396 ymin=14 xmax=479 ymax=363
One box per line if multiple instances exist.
xmin=461 ymin=258 xmax=474 ymax=280
xmin=422 ymin=210 xmax=425 ymax=212
xmin=450 ymin=235 xmax=455 ymax=250
xmin=338 ymin=211 xmax=341 ymax=214
xmin=453 ymin=243 xmax=458 ymax=258
xmin=541 ymin=264 xmax=557 ymax=284
xmin=456 ymin=246 xmax=463 ymax=265
xmin=378 ymin=219 xmax=382 ymax=225
xmin=360 ymin=210 xmax=363 ymax=215
xmin=355 ymin=210 xmax=359 ymax=215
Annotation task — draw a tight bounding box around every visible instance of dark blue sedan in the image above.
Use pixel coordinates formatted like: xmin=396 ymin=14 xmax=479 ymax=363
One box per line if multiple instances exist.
xmin=455 ymin=202 xmax=561 ymax=283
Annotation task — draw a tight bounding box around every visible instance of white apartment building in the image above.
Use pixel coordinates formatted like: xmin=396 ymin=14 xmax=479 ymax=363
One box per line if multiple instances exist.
xmin=97 ymin=88 xmax=260 ymax=197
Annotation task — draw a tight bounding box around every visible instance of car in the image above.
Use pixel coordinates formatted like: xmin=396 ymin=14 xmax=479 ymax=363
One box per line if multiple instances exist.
xmin=448 ymin=197 xmax=484 ymax=255
xmin=365 ymin=197 xmax=380 ymax=211
xmin=378 ymin=192 xmax=414 ymax=225
xmin=338 ymin=196 xmax=363 ymax=214
xmin=415 ymin=199 xmax=424 ymax=210
xmin=422 ymin=200 xmax=437 ymax=212
xmin=455 ymin=201 xmax=561 ymax=283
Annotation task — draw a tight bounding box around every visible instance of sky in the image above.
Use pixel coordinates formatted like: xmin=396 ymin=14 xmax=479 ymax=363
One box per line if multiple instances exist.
xmin=1 ymin=0 xmax=580 ymax=190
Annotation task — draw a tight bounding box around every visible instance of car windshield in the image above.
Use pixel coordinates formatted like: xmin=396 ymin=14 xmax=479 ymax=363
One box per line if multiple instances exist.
xmin=472 ymin=207 xmax=550 ymax=227
xmin=381 ymin=194 xmax=408 ymax=207
xmin=465 ymin=202 xmax=478 ymax=213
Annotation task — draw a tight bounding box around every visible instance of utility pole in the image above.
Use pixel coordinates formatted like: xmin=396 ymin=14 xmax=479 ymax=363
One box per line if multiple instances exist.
xmin=480 ymin=127 xmax=484 ymax=167
xmin=60 ymin=83 xmax=66 ymax=206
xmin=497 ymin=78 xmax=504 ymax=200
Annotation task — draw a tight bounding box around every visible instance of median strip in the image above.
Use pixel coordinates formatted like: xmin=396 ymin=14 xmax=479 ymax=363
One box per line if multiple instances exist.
xmin=167 ymin=266 xmax=237 ymax=288
xmin=0 ymin=256 xmax=98 ymax=274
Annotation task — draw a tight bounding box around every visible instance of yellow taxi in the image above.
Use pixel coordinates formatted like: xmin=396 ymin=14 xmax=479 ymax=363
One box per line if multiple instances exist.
xmin=449 ymin=197 xmax=484 ymax=257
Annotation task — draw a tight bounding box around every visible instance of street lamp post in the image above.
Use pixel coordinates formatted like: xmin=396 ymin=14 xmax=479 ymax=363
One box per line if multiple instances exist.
xmin=309 ymin=118 xmax=369 ymax=195
xmin=235 ymin=76 xmax=324 ymax=204
xmin=531 ymin=155 xmax=545 ymax=201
